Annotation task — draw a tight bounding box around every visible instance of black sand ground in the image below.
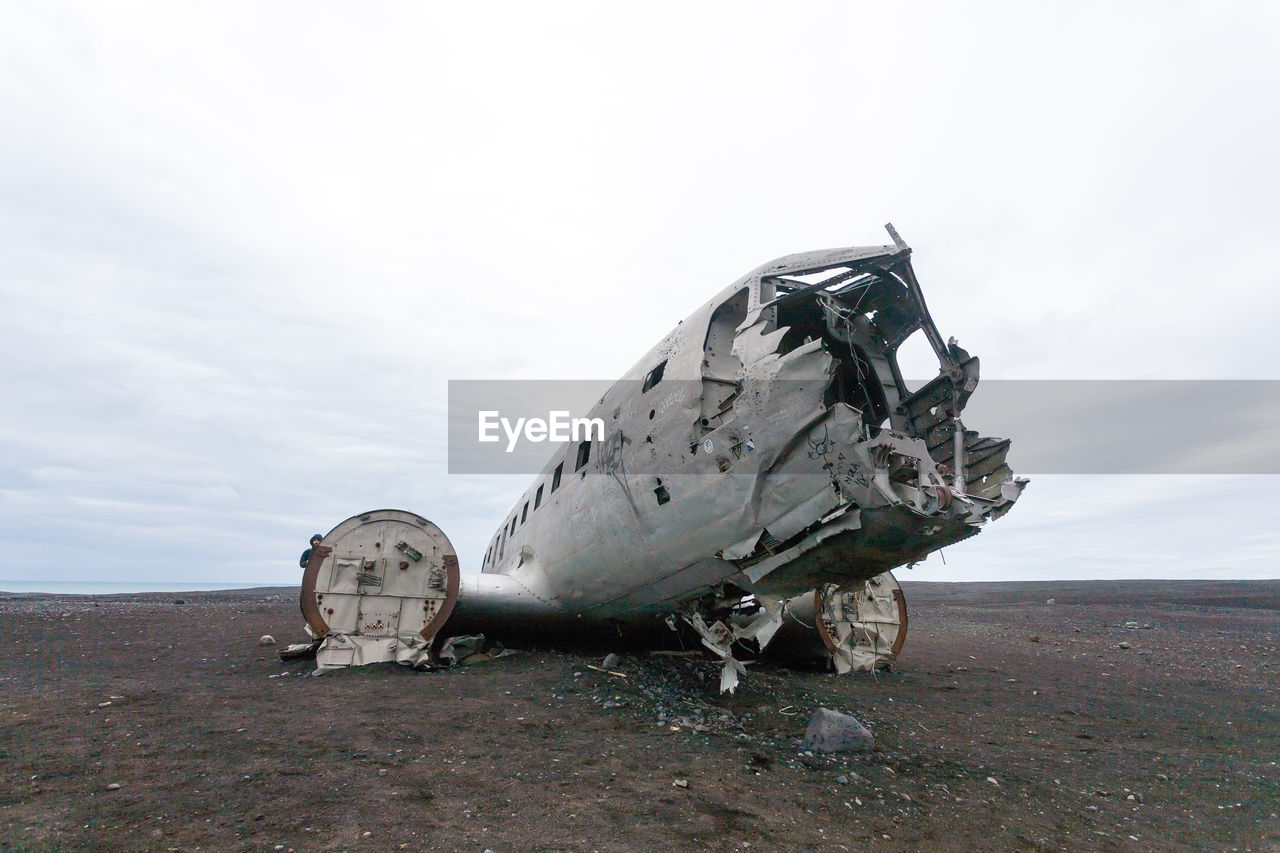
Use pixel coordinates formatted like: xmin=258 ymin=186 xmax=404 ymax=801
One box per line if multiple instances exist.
xmin=0 ymin=580 xmax=1276 ymax=852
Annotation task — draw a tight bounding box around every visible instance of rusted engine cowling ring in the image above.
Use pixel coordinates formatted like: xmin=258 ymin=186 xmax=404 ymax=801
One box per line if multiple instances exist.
xmin=813 ymin=576 xmax=909 ymax=659
xmin=299 ymin=509 xmax=461 ymax=642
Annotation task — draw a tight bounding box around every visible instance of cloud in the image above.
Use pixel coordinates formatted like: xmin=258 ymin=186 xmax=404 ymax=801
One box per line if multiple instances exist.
xmin=1 ymin=1 xmax=1277 ymax=585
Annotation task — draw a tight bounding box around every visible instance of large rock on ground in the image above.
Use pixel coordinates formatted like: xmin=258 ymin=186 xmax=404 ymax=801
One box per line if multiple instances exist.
xmin=802 ymin=708 xmax=875 ymax=754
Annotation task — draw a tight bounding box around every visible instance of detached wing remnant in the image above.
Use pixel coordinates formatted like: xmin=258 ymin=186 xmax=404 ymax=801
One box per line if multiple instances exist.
xmin=292 ymin=225 xmax=1027 ymax=690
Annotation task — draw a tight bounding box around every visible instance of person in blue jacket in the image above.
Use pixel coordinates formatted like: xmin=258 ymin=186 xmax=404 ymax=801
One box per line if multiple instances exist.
xmin=299 ymin=533 xmax=324 ymax=569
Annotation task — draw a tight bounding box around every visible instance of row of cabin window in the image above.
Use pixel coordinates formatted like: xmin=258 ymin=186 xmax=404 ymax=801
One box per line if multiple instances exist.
xmin=482 ymin=359 xmax=671 ymax=566
xmin=482 ymin=439 xmax=594 ymax=567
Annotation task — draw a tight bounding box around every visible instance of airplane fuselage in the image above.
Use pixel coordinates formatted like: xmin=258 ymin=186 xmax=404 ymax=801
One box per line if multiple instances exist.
xmin=475 ymin=238 xmax=1024 ymax=624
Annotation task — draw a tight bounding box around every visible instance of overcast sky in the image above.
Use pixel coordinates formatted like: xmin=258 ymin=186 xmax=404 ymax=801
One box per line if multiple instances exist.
xmin=2 ymin=2 xmax=1278 ymax=588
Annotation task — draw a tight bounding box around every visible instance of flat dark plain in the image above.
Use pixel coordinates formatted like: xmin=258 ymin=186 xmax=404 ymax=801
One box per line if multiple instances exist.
xmin=0 ymin=579 xmax=1276 ymax=852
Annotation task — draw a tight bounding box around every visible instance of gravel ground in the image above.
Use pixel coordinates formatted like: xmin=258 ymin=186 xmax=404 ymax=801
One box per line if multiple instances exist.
xmin=0 ymin=580 xmax=1276 ymax=852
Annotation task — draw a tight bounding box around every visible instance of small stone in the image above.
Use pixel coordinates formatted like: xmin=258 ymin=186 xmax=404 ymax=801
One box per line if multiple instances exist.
xmin=1118 ymin=642 xmax=1132 ymax=649
xmin=258 ymin=635 xmax=276 ymax=646
xmin=106 ymin=782 xmax=121 ymax=791
xmin=986 ymin=776 xmax=999 ymax=787
xmin=1124 ymin=621 xmax=1139 ymax=629
xmin=1029 ymin=635 xmax=1041 ymax=643
xmin=97 ymin=701 xmax=112 ymax=708
xmin=672 ymin=779 xmax=689 ymax=788
xmin=363 ymin=831 xmax=372 ymax=837
xmin=377 ymin=768 xmax=388 ymax=777
xmin=801 ymin=708 xmax=875 ymax=754
xmin=173 ymin=599 xmax=186 ymax=605
xmin=836 ymin=775 xmax=849 ymax=785
xmin=1045 ymin=598 xmax=1055 ymax=605
xmin=602 ymin=653 xmax=620 ymax=669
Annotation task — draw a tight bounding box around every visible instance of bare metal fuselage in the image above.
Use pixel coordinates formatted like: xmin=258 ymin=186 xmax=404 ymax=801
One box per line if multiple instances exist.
xmin=470 ymin=230 xmax=1024 ymax=630
xmin=298 ymin=229 xmax=1025 ymax=685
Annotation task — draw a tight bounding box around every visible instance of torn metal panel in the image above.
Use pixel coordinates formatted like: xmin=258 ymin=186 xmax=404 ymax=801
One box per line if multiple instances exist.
xmin=680 ymin=610 xmax=748 ymax=694
xmin=436 ymin=634 xmax=517 ymax=667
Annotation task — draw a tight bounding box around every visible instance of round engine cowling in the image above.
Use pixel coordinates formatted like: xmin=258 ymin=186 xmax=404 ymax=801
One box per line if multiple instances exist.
xmin=301 ymin=509 xmax=460 ymax=668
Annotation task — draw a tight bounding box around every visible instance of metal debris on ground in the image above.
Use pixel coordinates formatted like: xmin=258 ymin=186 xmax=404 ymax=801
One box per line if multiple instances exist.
xmin=436 ymin=634 xmax=517 ymax=667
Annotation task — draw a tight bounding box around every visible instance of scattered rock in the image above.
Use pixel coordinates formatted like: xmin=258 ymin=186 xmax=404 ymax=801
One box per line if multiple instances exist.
xmin=1124 ymin=621 xmax=1139 ymax=629
xmin=672 ymin=778 xmax=688 ymax=788
xmin=836 ymin=775 xmax=849 ymax=785
xmin=1045 ymin=598 xmax=1055 ymax=605
xmin=1118 ymin=642 xmax=1132 ymax=649
xmin=258 ymin=635 xmax=276 ymax=646
xmin=1029 ymin=635 xmax=1041 ymax=643
xmin=602 ymin=653 xmax=620 ymax=669
xmin=173 ymin=599 xmax=186 ymax=605
xmin=801 ymin=708 xmax=875 ymax=754
xmin=987 ymin=776 xmax=1000 ymax=787
xmin=106 ymin=782 xmax=121 ymax=791
xmin=377 ymin=768 xmax=388 ymax=777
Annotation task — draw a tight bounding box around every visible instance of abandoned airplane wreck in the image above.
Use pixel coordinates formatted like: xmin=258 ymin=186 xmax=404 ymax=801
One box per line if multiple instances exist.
xmin=296 ymin=225 xmax=1027 ymax=691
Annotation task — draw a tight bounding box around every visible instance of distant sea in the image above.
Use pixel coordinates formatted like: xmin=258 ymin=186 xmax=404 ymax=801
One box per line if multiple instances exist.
xmin=0 ymin=581 xmax=290 ymax=595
